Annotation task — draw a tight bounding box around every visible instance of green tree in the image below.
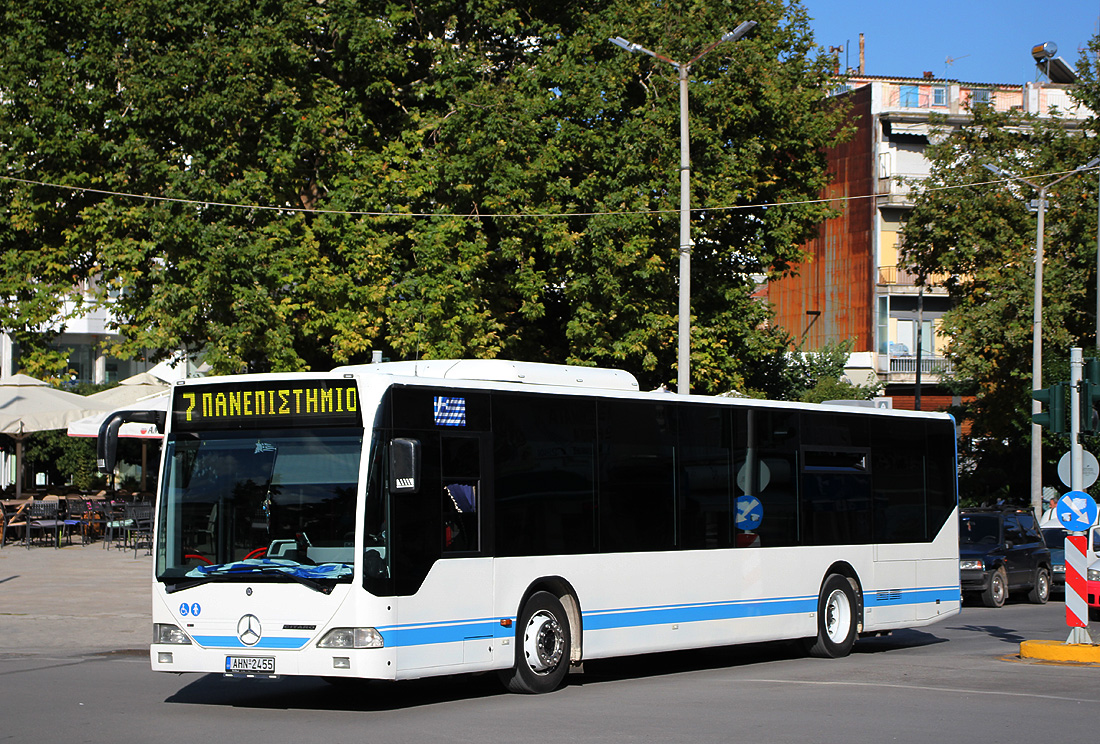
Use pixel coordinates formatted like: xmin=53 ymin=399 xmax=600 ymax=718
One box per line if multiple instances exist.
xmin=901 ymin=103 xmax=1100 ymax=503
xmin=0 ymin=0 xmax=846 ymax=393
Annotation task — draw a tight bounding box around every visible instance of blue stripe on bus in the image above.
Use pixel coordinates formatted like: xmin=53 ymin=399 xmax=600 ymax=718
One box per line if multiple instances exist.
xmin=376 ymin=585 xmax=959 ymax=649
xmin=375 ymin=619 xmax=505 ymax=648
xmin=863 ymin=585 xmax=959 ymax=607
xmin=583 ymin=595 xmax=818 ymax=631
xmin=193 ymin=636 xmax=310 ymax=650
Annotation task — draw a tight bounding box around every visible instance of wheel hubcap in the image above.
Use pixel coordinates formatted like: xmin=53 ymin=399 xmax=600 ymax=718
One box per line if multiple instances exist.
xmin=824 ymin=589 xmax=852 ymax=643
xmin=524 ymin=609 xmax=564 ymax=674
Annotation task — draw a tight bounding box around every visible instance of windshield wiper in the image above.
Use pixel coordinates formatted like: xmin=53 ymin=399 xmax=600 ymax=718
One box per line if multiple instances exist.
xmin=165 ymin=569 xmax=332 ymax=595
xmin=168 ymin=560 xmax=348 ymax=594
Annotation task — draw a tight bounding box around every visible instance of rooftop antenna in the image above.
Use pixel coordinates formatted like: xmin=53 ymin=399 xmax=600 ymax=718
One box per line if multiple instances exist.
xmin=944 ymin=53 xmax=969 ymax=79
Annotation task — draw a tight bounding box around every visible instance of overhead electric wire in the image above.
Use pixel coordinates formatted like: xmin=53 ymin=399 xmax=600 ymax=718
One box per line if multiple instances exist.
xmin=1 ymin=165 xmax=1097 ymax=221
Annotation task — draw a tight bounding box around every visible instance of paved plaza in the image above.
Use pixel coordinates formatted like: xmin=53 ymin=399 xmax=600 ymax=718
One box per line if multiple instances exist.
xmin=0 ymin=541 xmax=151 ymax=656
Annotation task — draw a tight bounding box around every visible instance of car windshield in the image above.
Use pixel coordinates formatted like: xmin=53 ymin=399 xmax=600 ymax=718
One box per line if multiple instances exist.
xmin=155 ymin=428 xmax=362 ymax=588
xmin=959 ymin=514 xmax=1000 ymax=545
xmin=1042 ymin=527 xmax=1068 ymax=549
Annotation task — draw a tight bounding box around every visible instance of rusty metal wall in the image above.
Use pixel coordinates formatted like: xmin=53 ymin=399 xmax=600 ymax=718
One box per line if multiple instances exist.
xmin=769 ymin=85 xmax=875 ymax=352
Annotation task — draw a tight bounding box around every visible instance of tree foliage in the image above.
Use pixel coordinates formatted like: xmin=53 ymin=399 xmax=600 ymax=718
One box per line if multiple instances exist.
xmin=0 ymin=0 xmax=846 ymax=392
xmin=901 ymin=97 xmax=1100 ymax=502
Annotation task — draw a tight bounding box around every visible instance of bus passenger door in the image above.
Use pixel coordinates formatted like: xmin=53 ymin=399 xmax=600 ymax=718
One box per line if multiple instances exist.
xmin=397 ymin=432 xmax=496 ymax=673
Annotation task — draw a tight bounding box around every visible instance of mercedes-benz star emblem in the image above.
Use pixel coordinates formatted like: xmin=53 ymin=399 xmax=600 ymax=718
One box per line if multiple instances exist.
xmin=237 ymin=614 xmax=262 ymax=646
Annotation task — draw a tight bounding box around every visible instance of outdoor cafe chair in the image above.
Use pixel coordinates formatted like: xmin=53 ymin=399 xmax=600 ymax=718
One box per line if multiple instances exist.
xmin=120 ymin=504 xmax=153 ymax=551
xmin=60 ymin=497 xmax=85 ymax=546
xmin=131 ymin=506 xmax=154 ymax=557
xmin=1 ymin=501 xmax=29 ymax=547
xmin=0 ymin=502 xmax=12 ymax=547
xmin=101 ymin=502 xmax=131 ymax=549
xmin=24 ymin=500 xmax=62 ymax=549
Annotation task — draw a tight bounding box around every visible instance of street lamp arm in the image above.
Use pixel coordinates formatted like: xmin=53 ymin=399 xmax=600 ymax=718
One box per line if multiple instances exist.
xmin=983 ymin=162 xmax=1038 ymax=190
xmin=985 ymin=158 xmax=1100 ymax=190
xmin=608 ymin=36 xmax=680 ymax=67
xmin=1049 ymin=156 xmax=1100 ymax=188
xmin=690 ymin=20 xmax=757 ymax=65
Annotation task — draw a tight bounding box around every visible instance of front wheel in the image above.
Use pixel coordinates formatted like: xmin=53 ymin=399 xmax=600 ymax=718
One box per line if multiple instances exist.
xmin=499 ymin=591 xmax=571 ymax=694
xmin=1027 ymin=567 xmax=1051 ymax=604
xmin=981 ymin=567 xmax=1007 ymax=608
xmin=804 ymin=574 xmax=859 ymax=658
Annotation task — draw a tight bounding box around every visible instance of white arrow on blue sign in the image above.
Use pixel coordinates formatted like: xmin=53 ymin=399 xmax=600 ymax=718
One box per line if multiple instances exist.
xmin=735 ymin=494 xmax=764 ymax=531
xmin=1056 ymin=490 xmax=1099 ymax=532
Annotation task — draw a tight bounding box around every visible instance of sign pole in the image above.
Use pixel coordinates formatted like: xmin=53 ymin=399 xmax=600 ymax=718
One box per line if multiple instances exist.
xmin=1072 ymin=348 xmax=1084 ymax=491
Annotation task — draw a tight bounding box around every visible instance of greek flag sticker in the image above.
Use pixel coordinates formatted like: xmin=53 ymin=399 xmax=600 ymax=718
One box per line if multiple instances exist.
xmin=434 ymin=396 xmax=466 ymax=427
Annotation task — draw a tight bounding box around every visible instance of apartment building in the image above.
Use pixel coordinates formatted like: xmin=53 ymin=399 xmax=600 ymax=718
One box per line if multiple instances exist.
xmin=765 ymin=70 xmax=1090 ymax=409
xmin=0 ymin=278 xmax=192 ymax=383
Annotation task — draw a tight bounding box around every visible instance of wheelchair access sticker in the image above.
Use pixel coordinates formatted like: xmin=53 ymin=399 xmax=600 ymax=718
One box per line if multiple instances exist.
xmin=179 ymin=602 xmax=201 ymax=617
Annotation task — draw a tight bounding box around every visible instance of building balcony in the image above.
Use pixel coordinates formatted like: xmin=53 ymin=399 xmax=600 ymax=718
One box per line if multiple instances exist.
xmin=877 ymin=265 xmax=949 ymax=293
xmin=881 ymin=352 xmax=953 ymax=384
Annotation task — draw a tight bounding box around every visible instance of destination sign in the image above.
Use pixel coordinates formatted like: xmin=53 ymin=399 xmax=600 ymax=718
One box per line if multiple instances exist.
xmin=172 ymin=380 xmax=361 ymax=431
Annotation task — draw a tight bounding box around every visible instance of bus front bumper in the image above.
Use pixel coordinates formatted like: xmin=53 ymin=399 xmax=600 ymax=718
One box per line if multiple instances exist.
xmin=150 ymin=642 xmax=397 ymax=680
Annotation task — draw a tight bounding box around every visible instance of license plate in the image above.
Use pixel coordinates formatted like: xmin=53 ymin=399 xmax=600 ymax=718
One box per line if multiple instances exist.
xmin=225 ymin=656 xmax=275 ymax=674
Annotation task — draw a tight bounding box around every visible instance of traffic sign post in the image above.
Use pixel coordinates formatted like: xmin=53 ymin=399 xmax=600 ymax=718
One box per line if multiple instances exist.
xmin=1071 ymin=349 xmax=1084 ymax=492
xmin=1056 ymin=490 xmax=1098 ymax=644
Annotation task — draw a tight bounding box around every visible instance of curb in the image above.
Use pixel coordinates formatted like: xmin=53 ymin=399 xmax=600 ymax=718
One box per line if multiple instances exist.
xmin=1020 ymin=639 xmax=1100 ymax=664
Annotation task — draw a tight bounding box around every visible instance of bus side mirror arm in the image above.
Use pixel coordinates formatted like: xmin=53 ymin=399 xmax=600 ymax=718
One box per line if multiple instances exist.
xmin=96 ymin=410 xmax=167 ymax=474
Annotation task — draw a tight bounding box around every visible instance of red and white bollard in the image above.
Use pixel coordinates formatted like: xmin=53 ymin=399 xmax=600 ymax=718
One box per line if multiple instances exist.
xmin=1065 ymin=534 xmax=1091 ymax=644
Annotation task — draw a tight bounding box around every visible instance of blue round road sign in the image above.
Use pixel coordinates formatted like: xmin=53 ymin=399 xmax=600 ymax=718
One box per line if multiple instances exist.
xmin=735 ymin=494 xmax=764 ymax=531
xmin=1056 ymin=490 xmax=1098 ymax=532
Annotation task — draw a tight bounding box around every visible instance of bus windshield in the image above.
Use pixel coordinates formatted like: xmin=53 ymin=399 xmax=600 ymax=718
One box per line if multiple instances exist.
xmin=155 ymin=428 xmax=363 ymax=590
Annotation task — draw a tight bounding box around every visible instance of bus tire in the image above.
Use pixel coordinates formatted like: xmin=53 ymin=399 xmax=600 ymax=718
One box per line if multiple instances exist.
xmin=804 ymin=574 xmax=858 ymax=659
xmin=499 ymin=591 xmax=571 ymax=694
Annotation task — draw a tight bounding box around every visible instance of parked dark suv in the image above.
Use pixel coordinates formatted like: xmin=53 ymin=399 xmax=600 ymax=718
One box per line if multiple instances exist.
xmin=959 ymin=508 xmax=1052 ymax=607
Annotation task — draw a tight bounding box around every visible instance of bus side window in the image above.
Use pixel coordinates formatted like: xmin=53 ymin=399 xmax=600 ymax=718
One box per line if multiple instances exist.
xmin=442 ymin=437 xmax=480 ymax=553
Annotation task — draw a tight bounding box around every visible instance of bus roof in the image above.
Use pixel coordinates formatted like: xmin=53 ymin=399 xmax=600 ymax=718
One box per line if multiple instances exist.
xmin=334 ymin=359 xmax=640 ymax=392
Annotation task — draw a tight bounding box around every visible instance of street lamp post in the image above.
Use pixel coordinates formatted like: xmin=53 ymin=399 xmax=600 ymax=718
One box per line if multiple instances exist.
xmin=610 ymin=21 xmax=756 ymax=394
xmin=984 ymin=157 xmax=1100 ymax=516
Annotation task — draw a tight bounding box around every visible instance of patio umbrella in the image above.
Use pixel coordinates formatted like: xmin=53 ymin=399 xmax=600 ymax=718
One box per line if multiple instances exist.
xmin=66 ymin=392 xmax=168 ymax=492
xmin=66 ymin=391 xmax=168 ymax=439
xmin=84 ymin=371 xmax=169 ymax=409
xmin=0 ymin=374 xmax=104 ymax=498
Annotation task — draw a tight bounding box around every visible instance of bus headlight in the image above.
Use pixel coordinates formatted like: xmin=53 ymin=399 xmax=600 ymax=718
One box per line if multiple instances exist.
xmin=154 ymin=623 xmax=192 ymax=645
xmin=317 ymin=628 xmax=384 ymax=649
xmin=959 ymin=559 xmax=984 ymax=571
xmin=1089 ymin=568 xmax=1100 ymax=582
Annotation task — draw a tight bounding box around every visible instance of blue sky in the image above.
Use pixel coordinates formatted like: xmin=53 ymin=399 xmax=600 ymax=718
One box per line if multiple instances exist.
xmin=803 ymin=0 xmax=1100 ymax=85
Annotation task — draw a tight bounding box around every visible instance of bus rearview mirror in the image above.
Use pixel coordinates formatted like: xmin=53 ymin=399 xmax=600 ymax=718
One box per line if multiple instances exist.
xmin=390 ymin=438 xmax=421 ymax=494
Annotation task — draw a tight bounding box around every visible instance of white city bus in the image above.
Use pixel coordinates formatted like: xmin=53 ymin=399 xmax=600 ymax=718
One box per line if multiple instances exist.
xmin=100 ymin=359 xmax=960 ymax=693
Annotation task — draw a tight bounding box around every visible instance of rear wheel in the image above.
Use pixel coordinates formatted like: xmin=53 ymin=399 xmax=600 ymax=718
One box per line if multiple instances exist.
xmin=1027 ymin=567 xmax=1050 ymax=604
xmin=499 ymin=591 xmax=571 ymax=694
xmin=804 ymin=574 xmax=859 ymax=658
xmin=981 ymin=567 xmax=1007 ymax=608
